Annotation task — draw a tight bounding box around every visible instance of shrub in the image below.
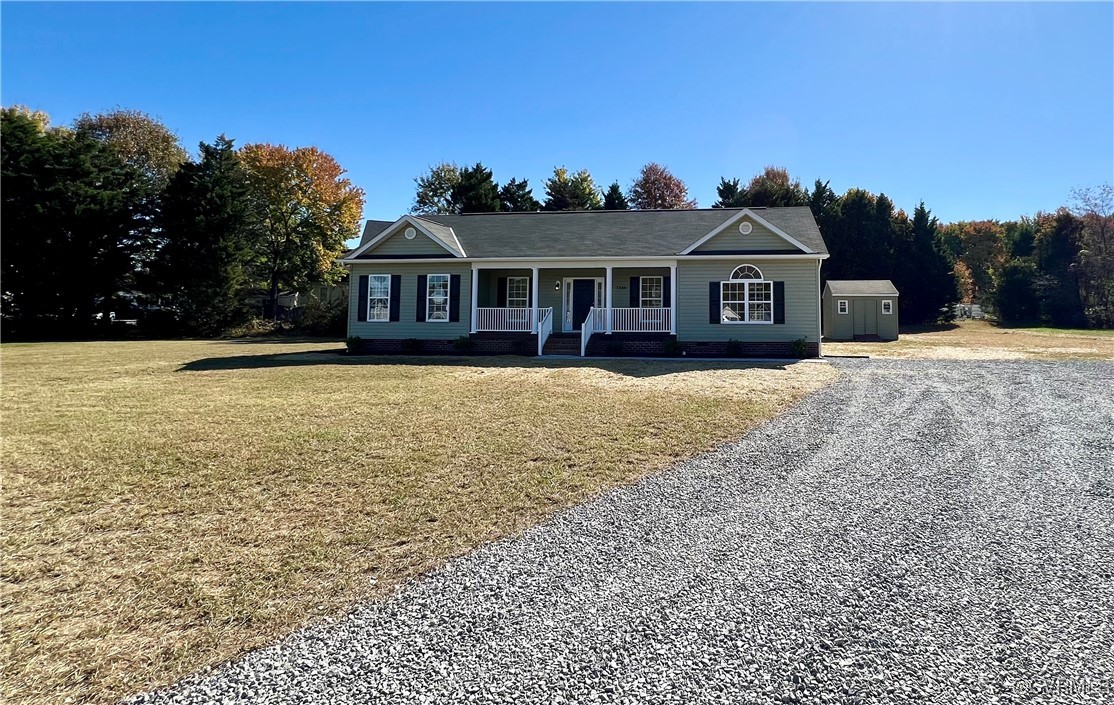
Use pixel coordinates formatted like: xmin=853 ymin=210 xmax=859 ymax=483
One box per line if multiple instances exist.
xmin=725 ymin=339 xmax=743 ymax=357
xmin=346 ymin=336 xmax=362 ymax=354
xmin=453 ymin=335 xmax=472 ymax=353
xmin=790 ymin=337 xmax=809 ymax=358
xmin=299 ymin=296 xmax=347 ymax=337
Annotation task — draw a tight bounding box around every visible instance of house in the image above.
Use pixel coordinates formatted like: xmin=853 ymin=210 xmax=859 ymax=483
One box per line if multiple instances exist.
xmin=822 ymin=280 xmax=899 ymax=341
xmin=340 ymin=207 xmax=830 ymax=357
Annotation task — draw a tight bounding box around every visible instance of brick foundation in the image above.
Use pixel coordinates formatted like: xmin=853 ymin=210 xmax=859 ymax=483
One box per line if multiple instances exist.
xmin=349 ymin=333 xmax=536 ymax=356
xmin=585 ymin=333 xmax=676 ymax=357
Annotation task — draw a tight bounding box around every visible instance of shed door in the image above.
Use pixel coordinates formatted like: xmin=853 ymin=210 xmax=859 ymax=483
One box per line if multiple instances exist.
xmin=852 ymin=300 xmax=877 ymax=336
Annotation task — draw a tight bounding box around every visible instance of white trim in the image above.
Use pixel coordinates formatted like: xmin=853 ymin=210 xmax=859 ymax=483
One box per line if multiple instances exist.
xmin=426 ymin=273 xmax=451 ymax=323
xmin=826 ymin=293 xmax=900 ymax=298
xmin=729 ymin=264 xmax=763 ymax=281
xmin=837 ymin=300 xmax=849 ymax=315
xmin=562 ymin=277 xmax=605 ymax=332
xmin=365 ymin=273 xmax=391 ymax=323
xmin=604 ymin=266 xmax=613 ymax=334
xmin=342 ymin=254 xmax=827 ymax=266
xmin=679 ymin=208 xmax=815 ymax=255
xmin=345 ymin=216 xmax=463 ymax=259
xmin=882 ymin=299 xmax=894 ymax=315
xmin=530 ymin=267 xmax=539 ymax=333
xmin=506 ymin=276 xmax=530 ymax=309
xmin=640 ymin=275 xmax=664 ymax=309
xmin=470 ymin=267 xmax=479 ymax=333
xmin=669 ymin=263 xmax=677 ymax=335
xmin=816 ymin=259 xmax=823 ymax=357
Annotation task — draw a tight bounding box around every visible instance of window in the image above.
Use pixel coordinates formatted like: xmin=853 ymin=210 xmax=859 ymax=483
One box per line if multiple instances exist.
xmin=721 ymin=265 xmax=772 ymax=324
xmin=882 ymin=300 xmax=893 ymax=315
xmin=368 ymin=274 xmax=390 ymax=322
xmin=640 ymin=276 xmax=663 ymax=308
xmin=507 ymin=277 xmax=529 ymax=308
xmin=427 ymin=274 xmax=450 ymax=322
xmin=837 ymin=300 xmax=849 ymax=315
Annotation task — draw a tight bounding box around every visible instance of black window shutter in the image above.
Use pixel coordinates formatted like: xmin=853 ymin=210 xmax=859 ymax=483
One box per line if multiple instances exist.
xmin=662 ymin=276 xmax=671 ymax=309
xmin=773 ymin=281 xmax=785 ymax=324
xmin=527 ymin=277 xmax=533 ymax=307
xmin=629 ymin=277 xmax=640 ymax=308
xmin=416 ymin=274 xmax=427 ymax=322
xmin=496 ymin=277 xmax=508 ymax=307
xmin=449 ymin=274 xmax=461 ymax=322
xmin=709 ymin=282 xmax=720 ymax=324
xmin=357 ymin=275 xmax=368 ymax=322
xmin=389 ymin=275 xmax=401 ymax=322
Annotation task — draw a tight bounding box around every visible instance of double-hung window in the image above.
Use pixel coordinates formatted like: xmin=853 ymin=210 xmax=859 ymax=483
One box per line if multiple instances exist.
xmin=427 ymin=274 xmax=450 ymax=322
xmin=882 ymin=300 xmax=893 ymax=315
xmin=640 ymin=276 xmax=663 ymax=308
xmin=507 ymin=277 xmax=529 ymax=308
xmin=837 ymin=300 xmax=849 ymax=315
xmin=368 ymin=274 xmax=390 ymax=322
xmin=721 ymin=265 xmax=773 ymax=324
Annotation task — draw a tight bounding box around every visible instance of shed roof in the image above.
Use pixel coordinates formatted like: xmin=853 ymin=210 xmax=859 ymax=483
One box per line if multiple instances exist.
xmin=825 ymin=280 xmax=900 ymax=296
xmin=353 ymin=207 xmax=828 ymax=259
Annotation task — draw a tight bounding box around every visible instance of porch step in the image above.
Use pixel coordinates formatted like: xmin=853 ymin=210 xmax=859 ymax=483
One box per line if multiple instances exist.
xmin=542 ymin=332 xmax=582 ymax=356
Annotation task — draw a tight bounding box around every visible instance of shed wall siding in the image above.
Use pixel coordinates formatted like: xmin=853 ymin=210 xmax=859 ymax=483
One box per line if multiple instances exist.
xmin=348 ymin=262 xmax=472 ymax=339
xmin=693 ymin=217 xmax=799 ymax=252
xmin=677 ymin=259 xmax=819 ymax=342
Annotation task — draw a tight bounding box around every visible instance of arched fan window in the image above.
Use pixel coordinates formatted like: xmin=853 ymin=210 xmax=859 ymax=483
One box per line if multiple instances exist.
xmin=729 ymin=264 xmax=763 ymax=281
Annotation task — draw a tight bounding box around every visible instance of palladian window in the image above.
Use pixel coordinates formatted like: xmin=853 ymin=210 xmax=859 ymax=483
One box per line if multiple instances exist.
xmin=721 ymin=265 xmax=773 ymax=324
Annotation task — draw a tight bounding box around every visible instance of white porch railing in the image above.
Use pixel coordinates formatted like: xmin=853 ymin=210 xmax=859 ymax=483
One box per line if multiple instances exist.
xmin=610 ymin=307 xmax=672 ymax=333
xmin=476 ymin=307 xmax=535 ymax=332
xmin=537 ymin=307 xmax=553 ymax=356
xmin=580 ymin=307 xmax=607 ymax=356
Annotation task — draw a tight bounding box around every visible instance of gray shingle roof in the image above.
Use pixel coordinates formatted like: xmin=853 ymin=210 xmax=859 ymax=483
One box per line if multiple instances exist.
xmin=356 ymin=207 xmax=828 ymax=258
xmin=825 ymin=280 xmax=899 ymax=296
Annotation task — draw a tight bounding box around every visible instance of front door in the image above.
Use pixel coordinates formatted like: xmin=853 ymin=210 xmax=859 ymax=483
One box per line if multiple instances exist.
xmin=571 ymin=279 xmax=596 ymax=331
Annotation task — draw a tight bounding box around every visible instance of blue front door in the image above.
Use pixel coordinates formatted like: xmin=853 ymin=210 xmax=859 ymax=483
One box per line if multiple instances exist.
xmin=571 ymin=279 xmax=595 ymax=330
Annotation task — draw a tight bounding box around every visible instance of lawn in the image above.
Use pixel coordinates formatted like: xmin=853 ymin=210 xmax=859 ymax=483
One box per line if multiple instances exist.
xmin=823 ymin=319 xmax=1114 ymax=360
xmin=0 ymin=340 xmax=837 ymax=705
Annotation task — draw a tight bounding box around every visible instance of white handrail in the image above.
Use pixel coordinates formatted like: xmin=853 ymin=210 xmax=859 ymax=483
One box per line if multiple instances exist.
xmin=475 ymin=307 xmax=535 ymax=332
xmin=580 ymin=307 xmax=607 ymax=356
xmin=610 ymin=307 xmax=672 ymax=332
xmin=537 ymin=307 xmax=553 ymax=356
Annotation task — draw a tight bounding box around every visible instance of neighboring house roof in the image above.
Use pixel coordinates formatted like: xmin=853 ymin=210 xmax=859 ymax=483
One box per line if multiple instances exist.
xmin=351 ymin=207 xmax=828 ymax=259
xmin=825 ymin=280 xmax=899 ymax=296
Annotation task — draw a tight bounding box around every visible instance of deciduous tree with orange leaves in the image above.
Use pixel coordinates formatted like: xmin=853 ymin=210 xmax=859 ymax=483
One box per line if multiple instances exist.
xmin=239 ymin=144 xmax=365 ymax=318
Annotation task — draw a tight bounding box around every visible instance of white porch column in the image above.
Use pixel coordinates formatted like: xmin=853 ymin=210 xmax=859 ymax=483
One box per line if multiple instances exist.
xmin=470 ymin=266 xmax=479 ymax=333
xmin=531 ymin=266 xmax=539 ymax=333
xmin=605 ymin=265 xmax=613 ymax=334
xmin=669 ymin=263 xmax=677 ymax=334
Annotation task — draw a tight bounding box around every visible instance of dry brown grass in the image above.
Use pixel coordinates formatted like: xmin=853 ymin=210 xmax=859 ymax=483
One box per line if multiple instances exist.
xmin=823 ymin=320 xmax=1114 ymax=361
xmin=1 ymin=340 xmax=837 ymax=705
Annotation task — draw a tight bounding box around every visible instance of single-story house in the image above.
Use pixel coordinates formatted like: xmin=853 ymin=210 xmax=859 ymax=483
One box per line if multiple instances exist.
xmin=340 ymin=207 xmax=830 ymax=357
xmin=822 ymin=280 xmax=899 ymax=341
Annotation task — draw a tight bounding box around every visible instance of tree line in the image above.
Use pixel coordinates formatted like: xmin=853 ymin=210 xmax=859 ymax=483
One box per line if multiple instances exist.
xmin=1 ymin=106 xmax=364 ymax=337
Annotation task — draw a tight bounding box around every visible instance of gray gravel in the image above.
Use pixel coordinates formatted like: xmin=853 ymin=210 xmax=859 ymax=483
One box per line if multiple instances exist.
xmin=132 ymin=359 xmax=1114 ymax=705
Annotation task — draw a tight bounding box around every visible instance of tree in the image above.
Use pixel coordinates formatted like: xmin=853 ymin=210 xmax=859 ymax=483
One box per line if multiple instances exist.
xmin=450 ymin=162 xmax=501 ymax=213
xmin=499 ymin=178 xmax=540 ymax=212
xmin=939 ymin=221 xmax=1006 ymax=306
xmin=1 ymin=107 xmax=147 ymax=335
xmin=1070 ymin=184 xmax=1114 ymax=326
xmin=239 ymin=144 xmax=365 ymax=318
xmin=602 ymin=181 xmax=629 ymax=210
xmin=542 ymin=166 xmax=601 ymax=211
xmin=1032 ymin=209 xmax=1085 ymax=326
xmin=713 ymin=177 xmax=746 ymax=208
xmin=410 ymin=162 xmax=460 ymax=214
xmin=740 ymin=165 xmax=808 ymax=207
xmin=155 ymin=136 xmax=253 ymax=333
xmin=896 ymin=203 xmax=957 ymax=323
xmin=628 ymin=163 xmax=697 ymax=210
xmin=995 ymin=259 xmax=1040 ymax=322
xmin=73 ymin=108 xmax=186 ymax=190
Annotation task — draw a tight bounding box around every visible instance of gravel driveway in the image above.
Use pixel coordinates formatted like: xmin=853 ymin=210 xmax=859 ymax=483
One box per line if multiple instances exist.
xmin=134 ymin=359 xmax=1113 ymax=705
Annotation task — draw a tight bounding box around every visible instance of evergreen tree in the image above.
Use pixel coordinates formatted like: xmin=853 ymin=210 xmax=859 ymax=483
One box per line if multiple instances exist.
xmin=542 ymin=167 xmax=602 ymax=211
xmin=451 ymin=162 xmax=501 ymax=213
xmin=713 ymin=177 xmax=746 ymax=208
xmin=156 ymin=136 xmax=252 ymax=333
xmin=499 ymin=177 xmax=540 ymax=212
xmin=602 ymin=181 xmax=630 ymax=210
xmin=1033 ymin=209 xmax=1086 ymax=326
xmin=995 ymin=259 xmax=1040 ymax=322
xmin=898 ymin=203 xmax=957 ymax=323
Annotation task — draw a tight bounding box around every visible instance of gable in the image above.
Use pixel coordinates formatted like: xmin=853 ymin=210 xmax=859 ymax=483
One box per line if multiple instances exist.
xmin=691 ymin=216 xmax=801 ymax=253
xmin=352 ymin=217 xmax=463 ymax=259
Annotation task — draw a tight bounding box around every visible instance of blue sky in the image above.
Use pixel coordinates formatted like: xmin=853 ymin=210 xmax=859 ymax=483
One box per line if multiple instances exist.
xmin=3 ymin=1 xmax=1112 ymax=234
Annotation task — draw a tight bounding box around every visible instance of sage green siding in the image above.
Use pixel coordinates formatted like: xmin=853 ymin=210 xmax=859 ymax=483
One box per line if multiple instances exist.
xmin=348 ymin=262 xmax=472 ymax=339
xmin=676 ymin=259 xmax=820 ymax=342
xmin=693 ymin=217 xmax=799 ymax=252
xmin=359 ymin=223 xmax=454 ymax=257
xmin=822 ymin=290 xmax=899 ymax=341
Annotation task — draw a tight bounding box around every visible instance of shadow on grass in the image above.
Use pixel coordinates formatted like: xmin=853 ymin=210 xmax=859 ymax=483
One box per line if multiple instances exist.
xmin=898 ymin=323 xmax=960 ymax=334
xmin=178 ymin=351 xmax=798 ymax=376
xmin=217 ymin=336 xmax=344 ymax=345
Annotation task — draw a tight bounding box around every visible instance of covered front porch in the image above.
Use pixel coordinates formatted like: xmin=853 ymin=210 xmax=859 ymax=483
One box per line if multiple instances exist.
xmin=468 ymin=263 xmax=677 ymax=355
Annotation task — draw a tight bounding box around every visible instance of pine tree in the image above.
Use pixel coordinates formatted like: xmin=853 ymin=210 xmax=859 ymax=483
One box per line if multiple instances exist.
xmin=499 ymin=177 xmax=540 ymax=212
xmin=451 ymin=162 xmax=501 ymax=213
xmin=713 ymin=177 xmax=746 ymax=208
xmin=542 ymin=167 xmax=602 ymax=211
xmin=602 ymin=182 xmax=629 ymax=210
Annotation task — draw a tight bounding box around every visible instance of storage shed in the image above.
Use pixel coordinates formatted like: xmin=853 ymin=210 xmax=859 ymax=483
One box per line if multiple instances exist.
xmin=822 ymin=280 xmax=899 ymax=341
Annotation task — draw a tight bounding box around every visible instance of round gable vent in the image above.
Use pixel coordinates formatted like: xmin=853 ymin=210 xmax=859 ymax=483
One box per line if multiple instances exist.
xmin=738 ymin=221 xmax=753 ymax=235
xmin=404 ymin=227 xmax=417 ymax=240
